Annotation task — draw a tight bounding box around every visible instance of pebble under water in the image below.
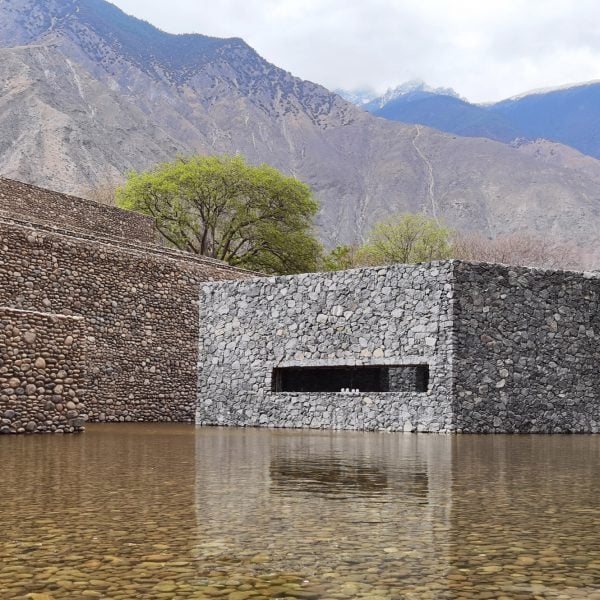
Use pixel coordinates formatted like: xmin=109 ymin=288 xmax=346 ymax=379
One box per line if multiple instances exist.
xmin=1 ymin=425 xmax=600 ymax=599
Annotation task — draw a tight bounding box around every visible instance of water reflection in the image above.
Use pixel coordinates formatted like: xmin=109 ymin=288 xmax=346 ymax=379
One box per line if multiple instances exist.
xmin=193 ymin=430 xmax=452 ymax=596
xmin=270 ymin=455 xmax=391 ymax=498
xmin=269 ymin=441 xmax=430 ymax=506
xmin=0 ymin=426 xmax=599 ymax=598
xmin=0 ymin=425 xmax=199 ymax=599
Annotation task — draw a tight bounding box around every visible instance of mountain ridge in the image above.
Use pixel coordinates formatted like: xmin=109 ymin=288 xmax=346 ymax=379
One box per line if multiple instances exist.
xmin=2 ymin=0 xmax=600 ymax=263
xmin=343 ymin=79 xmax=600 ymax=159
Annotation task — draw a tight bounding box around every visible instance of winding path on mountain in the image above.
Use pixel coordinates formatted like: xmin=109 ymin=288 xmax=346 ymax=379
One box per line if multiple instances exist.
xmin=412 ymin=124 xmax=439 ymax=222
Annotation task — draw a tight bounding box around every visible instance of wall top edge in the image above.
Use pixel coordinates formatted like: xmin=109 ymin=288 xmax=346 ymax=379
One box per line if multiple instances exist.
xmin=0 ymin=215 xmax=254 ymax=277
xmin=200 ymin=259 xmax=600 ymax=292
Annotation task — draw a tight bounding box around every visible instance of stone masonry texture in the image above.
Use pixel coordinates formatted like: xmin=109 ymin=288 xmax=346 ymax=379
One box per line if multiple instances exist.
xmin=453 ymin=261 xmax=600 ymax=433
xmin=0 ymin=307 xmax=86 ymax=434
xmin=198 ymin=261 xmax=600 ymax=433
xmin=198 ymin=263 xmax=456 ymax=432
xmin=0 ymin=182 xmax=254 ymax=430
xmin=0 ymin=176 xmax=156 ymax=243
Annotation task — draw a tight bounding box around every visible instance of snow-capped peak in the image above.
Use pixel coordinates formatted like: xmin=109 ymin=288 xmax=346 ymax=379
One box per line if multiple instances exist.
xmin=334 ymin=88 xmax=379 ymax=105
xmin=505 ymin=80 xmax=600 ymax=101
xmin=374 ymin=80 xmax=460 ymax=107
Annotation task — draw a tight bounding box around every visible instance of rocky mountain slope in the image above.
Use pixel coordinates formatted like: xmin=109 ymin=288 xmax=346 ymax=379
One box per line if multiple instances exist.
xmin=2 ymin=0 xmax=600 ymax=259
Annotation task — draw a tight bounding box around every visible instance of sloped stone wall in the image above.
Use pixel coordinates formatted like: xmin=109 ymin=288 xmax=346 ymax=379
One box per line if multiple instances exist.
xmin=0 ymin=218 xmax=254 ymax=423
xmin=0 ymin=176 xmax=156 ymax=243
xmin=197 ymin=263 xmax=455 ymax=432
xmin=453 ymin=262 xmax=600 ymax=433
xmin=0 ymin=307 xmax=86 ymax=434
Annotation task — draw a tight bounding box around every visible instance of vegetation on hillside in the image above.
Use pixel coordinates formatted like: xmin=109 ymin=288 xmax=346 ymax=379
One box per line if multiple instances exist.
xmin=78 ymin=0 xmax=228 ymax=81
xmin=324 ymin=212 xmax=583 ymax=271
xmin=116 ymin=155 xmax=322 ymax=275
xmin=452 ymin=233 xmax=581 ymax=271
xmin=82 ymin=181 xmax=119 ymax=206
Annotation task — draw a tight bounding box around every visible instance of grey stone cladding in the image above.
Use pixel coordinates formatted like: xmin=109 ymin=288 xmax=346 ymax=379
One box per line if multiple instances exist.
xmin=198 ymin=261 xmax=600 ymax=433
xmin=0 ymin=307 xmax=86 ymax=434
xmin=198 ymin=263 xmax=456 ymax=432
xmin=453 ymin=262 xmax=600 ymax=433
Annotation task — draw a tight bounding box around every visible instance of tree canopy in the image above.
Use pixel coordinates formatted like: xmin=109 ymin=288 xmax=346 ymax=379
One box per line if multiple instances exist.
xmin=116 ymin=155 xmax=322 ymax=274
xmin=359 ymin=213 xmax=452 ymax=265
xmin=322 ymin=213 xmax=584 ymax=272
xmin=323 ymin=213 xmax=452 ymax=270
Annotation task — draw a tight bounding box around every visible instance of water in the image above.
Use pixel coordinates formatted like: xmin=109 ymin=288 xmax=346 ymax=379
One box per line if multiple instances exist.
xmin=1 ymin=425 xmax=600 ymax=599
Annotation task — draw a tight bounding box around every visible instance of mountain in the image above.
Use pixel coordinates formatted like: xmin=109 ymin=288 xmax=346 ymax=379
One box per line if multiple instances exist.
xmin=335 ymin=88 xmax=379 ymax=106
xmin=3 ymin=0 xmax=600 ymax=261
xmin=356 ymin=81 xmax=521 ymax=142
xmin=366 ymin=91 xmax=521 ymax=143
xmin=352 ymin=80 xmax=600 ymax=160
xmin=365 ymin=80 xmax=462 ymax=109
xmin=490 ymin=82 xmax=600 ymax=159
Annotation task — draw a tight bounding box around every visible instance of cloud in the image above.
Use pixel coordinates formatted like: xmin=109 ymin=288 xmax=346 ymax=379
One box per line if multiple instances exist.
xmin=111 ymin=0 xmax=600 ymax=102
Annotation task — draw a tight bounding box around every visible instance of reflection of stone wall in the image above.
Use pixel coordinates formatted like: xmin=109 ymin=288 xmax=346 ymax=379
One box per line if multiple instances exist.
xmin=0 ymin=177 xmax=155 ymax=243
xmin=0 ymin=217 xmax=254 ymax=424
xmin=193 ymin=429 xmax=453 ymax=595
xmin=0 ymin=307 xmax=86 ymax=434
xmin=453 ymin=262 xmax=600 ymax=433
xmin=198 ymin=263 xmax=455 ymax=432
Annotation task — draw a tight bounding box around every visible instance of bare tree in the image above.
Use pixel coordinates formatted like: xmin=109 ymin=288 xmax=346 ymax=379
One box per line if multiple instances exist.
xmin=452 ymin=233 xmax=585 ymax=270
xmin=82 ymin=182 xmax=120 ymax=206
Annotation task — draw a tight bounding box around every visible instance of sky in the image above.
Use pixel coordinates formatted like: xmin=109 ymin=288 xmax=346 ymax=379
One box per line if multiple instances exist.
xmin=111 ymin=0 xmax=600 ymax=103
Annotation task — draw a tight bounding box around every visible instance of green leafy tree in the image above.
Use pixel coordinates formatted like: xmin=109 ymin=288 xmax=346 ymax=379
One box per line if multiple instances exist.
xmin=116 ymin=155 xmax=322 ymax=274
xmin=358 ymin=213 xmax=452 ymax=265
xmin=322 ymin=244 xmax=361 ymax=271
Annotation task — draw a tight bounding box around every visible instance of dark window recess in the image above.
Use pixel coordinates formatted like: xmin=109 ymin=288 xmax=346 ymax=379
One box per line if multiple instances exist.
xmin=272 ymin=365 xmax=429 ymax=393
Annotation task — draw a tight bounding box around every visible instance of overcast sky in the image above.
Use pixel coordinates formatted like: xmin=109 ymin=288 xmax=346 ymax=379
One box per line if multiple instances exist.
xmin=111 ymin=0 xmax=600 ymax=103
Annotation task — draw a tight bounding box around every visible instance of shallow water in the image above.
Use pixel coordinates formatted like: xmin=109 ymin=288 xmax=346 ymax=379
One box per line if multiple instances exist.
xmin=1 ymin=426 xmax=600 ymax=599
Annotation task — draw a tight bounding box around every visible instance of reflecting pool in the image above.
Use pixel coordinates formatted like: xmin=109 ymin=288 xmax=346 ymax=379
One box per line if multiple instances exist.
xmin=1 ymin=425 xmax=600 ymax=599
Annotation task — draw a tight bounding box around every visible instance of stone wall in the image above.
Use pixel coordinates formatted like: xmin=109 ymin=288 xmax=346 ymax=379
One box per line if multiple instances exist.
xmin=0 ymin=307 xmax=86 ymax=434
xmin=0 ymin=177 xmax=156 ymax=243
xmin=453 ymin=262 xmax=600 ymax=433
xmin=197 ymin=263 xmax=456 ymax=432
xmin=0 ymin=217 xmax=254 ymax=424
xmin=199 ymin=260 xmax=600 ymax=434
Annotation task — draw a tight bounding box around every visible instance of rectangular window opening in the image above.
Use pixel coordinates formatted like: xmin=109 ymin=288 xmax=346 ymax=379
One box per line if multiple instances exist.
xmin=272 ymin=365 xmax=429 ymax=394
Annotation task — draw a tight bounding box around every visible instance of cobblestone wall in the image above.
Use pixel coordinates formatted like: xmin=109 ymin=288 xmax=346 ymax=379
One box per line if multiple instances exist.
xmin=198 ymin=263 xmax=456 ymax=432
xmin=0 ymin=218 xmax=254 ymax=424
xmin=0 ymin=177 xmax=156 ymax=243
xmin=0 ymin=307 xmax=86 ymax=434
xmin=453 ymin=262 xmax=600 ymax=433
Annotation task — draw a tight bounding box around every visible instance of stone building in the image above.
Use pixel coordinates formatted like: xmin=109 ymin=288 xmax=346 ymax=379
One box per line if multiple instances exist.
xmin=3 ymin=177 xmax=600 ymax=435
xmin=198 ymin=261 xmax=600 ymax=433
xmin=0 ymin=177 xmax=254 ymax=433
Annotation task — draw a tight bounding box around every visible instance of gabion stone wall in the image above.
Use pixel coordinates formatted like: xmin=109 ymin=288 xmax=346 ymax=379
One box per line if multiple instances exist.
xmin=0 ymin=218 xmax=254 ymax=424
xmin=0 ymin=177 xmax=156 ymax=243
xmin=0 ymin=307 xmax=86 ymax=434
xmin=198 ymin=263 xmax=456 ymax=432
xmin=198 ymin=260 xmax=600 ymax=434
xmin=453 ymin=262 xmax=600 ymax=433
